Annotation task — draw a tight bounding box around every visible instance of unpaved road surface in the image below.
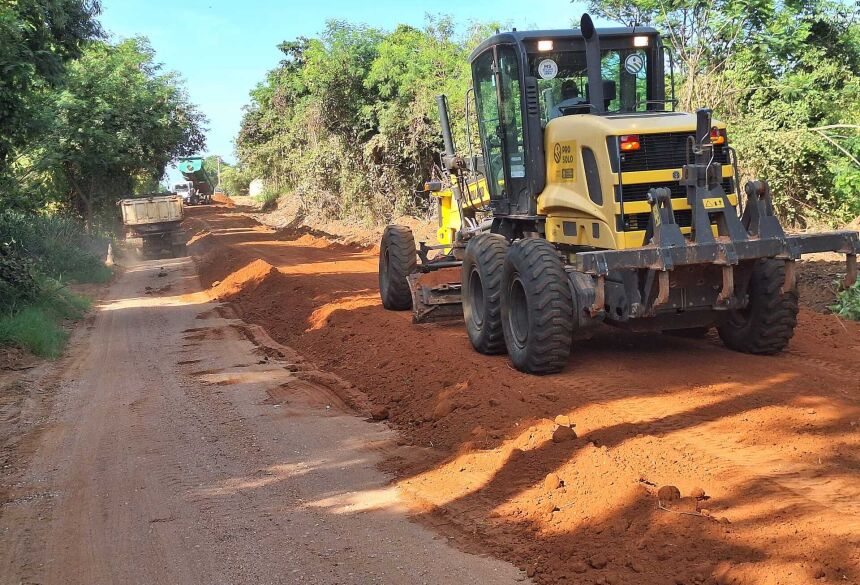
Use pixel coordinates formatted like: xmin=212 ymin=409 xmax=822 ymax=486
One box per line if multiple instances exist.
xmin=0 ymin=254 xmax=527 ymax=583
xmin=187 ymin=203 xmax=860 ymax=585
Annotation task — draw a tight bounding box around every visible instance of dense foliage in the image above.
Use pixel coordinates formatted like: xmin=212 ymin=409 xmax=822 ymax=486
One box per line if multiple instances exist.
xmin=0 ymin=0 xmax=103 ymax=169
xmin=0 ymin=211 xmax=107 ymax=355
xmin=236 ymin=18 xmax=494 ymax=222
xmin=48 ymin=39 xmax=206 ymax=223
xmin=0 ymin=210 xmax=111 ymax=284
xmin=236 ymin=6 xmax=859 ymax=226
xmin=1 ymin=2 xmax=206 ymax=223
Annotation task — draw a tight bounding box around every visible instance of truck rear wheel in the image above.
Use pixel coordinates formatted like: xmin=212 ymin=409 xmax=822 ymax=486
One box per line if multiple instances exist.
xmin=718 ymin=259 xmax=798 ymax=354
xmin=379 ymin=225 xmax=417 ymax=310
xmin=462 ymin=234 xmax=508 ymax=354
xmin=501 ymin=239 xmax=574 ymax=374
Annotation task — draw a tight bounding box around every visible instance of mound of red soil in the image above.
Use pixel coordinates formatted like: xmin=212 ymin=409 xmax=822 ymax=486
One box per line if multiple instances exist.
xmin=206 ymin=258 xmax=280 ymax=302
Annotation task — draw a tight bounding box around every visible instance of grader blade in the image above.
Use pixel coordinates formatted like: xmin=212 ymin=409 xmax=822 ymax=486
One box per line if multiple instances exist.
xmin=407 ymin=267 xmax=463 ymax=323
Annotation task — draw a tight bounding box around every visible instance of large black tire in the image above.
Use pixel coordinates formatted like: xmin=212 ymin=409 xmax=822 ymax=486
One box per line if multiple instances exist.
xmin=717 ymin=259 xmax=799 ymax=354
xmin=462 ymin=234 xmax=509 ymax=354
xmin=172 ymin=242 xmax=187 ymax=258
xmin=378 ymin=225 xmax=417 ymax=311
xmin=501 ymin=239 xmax=574 ymax=374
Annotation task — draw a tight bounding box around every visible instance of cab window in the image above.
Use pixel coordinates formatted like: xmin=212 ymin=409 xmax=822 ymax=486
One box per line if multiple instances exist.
xmin=530 ymin=48 xmax=651 ymax=123
xmin=473 ymin=45 xmax=527 ymax=201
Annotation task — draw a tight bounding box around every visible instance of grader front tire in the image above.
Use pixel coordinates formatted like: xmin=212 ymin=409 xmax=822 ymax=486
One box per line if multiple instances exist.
xmin=501 ymin=239 xmax=574 ymax=374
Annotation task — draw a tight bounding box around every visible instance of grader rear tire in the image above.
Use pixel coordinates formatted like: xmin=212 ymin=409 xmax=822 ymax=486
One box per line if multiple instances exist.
xmin=717 ymin=259 xmax=799 ymax=354
xmin=379 ymin=225 xmax=417 ymax=311
xmin=501 ymin=239 xmax=574 ymax=374
xmin=462 ymin=234 xmax=509 ymax=354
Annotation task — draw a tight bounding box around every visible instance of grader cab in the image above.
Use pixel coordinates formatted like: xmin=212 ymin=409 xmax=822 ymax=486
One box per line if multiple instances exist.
xmin=378 ymin=14 xmax=859 ymax=374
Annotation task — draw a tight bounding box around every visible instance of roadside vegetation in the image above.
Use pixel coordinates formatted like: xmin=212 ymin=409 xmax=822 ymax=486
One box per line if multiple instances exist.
xmin=0 ymin=212 xmax=108 ymax=356
xmin=831 ymin=280 xmax=860 ymax=320
xmin=254 ymin=189 xmax=280 ymax=212
xmin=233 ymin=17 xmax=492 ymax=221
xmin=234 ymin=1 xmax=859 ymax=228
xmin=0 ymin=1 xmax=206 ymax=356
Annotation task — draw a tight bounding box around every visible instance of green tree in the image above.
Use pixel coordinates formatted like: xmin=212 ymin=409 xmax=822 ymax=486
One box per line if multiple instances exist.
xmin=41 ymin=38 xmax=206 ymax=224
xmin=0 ymin=0 xmax=103 ymax=170
xmin=220 ymin=164 xmax=253 ymax=196
xmin=202 ymin=155 xmax=224 ymax=189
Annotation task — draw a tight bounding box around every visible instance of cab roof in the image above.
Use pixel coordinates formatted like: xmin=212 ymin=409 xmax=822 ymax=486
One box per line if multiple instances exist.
xmin=468 ymin=26 xmax=660 ymax=63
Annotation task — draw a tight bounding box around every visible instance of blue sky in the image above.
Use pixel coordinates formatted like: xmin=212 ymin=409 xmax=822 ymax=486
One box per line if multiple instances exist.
xmin=100 ymin=0 xmax=596 ymax=182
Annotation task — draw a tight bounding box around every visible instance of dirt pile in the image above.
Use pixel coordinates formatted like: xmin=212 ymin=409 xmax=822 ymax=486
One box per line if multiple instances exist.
xmin=187 ymin=204 xmax=860 ymax=585
xmin=206 ymin=258 xmax=280 ymax=301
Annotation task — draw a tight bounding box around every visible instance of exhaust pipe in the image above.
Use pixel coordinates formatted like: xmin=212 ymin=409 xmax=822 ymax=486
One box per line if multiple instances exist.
xmin=436 ymin=95 xmax=456 ymax=157
xmin=581 ymin=14 xmax=604 ymax=113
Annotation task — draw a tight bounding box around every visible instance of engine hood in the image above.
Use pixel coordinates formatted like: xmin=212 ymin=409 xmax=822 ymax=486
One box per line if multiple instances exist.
xmin=546 ymin=111 xmax=726 ymax=135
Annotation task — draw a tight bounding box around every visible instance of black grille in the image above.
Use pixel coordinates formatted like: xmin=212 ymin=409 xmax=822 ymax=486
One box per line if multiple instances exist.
xmin=621 ymin=209 xmax=693 ymax=232
xmin=618 ymin=132 xmax=729 ymax=172
xmin=617 ymin=178 xmax=735 ymax=202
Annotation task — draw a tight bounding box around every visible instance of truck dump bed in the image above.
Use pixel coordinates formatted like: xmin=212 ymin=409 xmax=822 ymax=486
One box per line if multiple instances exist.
xmin=120 ymin=195 xmax=183 ymax=226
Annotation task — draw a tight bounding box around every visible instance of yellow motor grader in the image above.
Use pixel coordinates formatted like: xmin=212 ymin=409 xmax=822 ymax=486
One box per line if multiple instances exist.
xmin=378 ymin=14 xmax=859 ymax=374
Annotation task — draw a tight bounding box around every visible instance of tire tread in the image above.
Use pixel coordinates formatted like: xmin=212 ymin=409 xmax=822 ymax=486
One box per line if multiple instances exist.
xmin=379 ymin=226 xmax=417 ymax=310
xmin=718 ymin=260 xmax=798 ymax=354
xmin=502 ymin=239 xmax=573 ymax=374
xmin=463 ymin=234 xmax=509 ymax=354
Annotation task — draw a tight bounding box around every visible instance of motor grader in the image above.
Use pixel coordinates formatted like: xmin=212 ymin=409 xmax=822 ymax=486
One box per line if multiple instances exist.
xmin=378 ymin=14 xmax=859 ymax=374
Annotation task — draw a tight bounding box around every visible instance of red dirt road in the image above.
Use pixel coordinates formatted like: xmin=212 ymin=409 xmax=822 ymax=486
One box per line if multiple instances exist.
xmin=188 ymin=203 xmax=860 ymax=585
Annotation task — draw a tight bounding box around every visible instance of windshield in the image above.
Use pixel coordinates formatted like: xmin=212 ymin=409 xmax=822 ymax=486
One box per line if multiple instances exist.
xmin=175 ymin=185 xmax=189 ymax=192
xmin=529 ymin=48 xmax=650 ymax=124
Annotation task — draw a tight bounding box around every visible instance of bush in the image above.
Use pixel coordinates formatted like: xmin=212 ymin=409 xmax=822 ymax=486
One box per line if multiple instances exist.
xmin=0 ymin=210 xmax=112 ymax=283
xmin=831 ymin=280 xmax=860 ymax=321
xmin=254 ymin=189 xmax=280 ymax=212
xmin=0 ymin=210 xmax=109 ymax=356
xmin=0 ymin=242 xmax=40 ymax=313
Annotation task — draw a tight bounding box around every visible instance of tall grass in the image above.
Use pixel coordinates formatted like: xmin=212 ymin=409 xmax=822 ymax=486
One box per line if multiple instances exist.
xmin=1 ymin=211 xmax=109 ymax=357
xmin=0 ymin=277 xmax=91 ymax=357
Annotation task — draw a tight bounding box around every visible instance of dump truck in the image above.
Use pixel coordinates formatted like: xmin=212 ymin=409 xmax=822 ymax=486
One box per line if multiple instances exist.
xmin=119 ymin=194 xmax=187 ymax=258
xmin=378 ymin=14 xmax=859 ymax=374
xmin=176 ymin=156 xmax=213 ymax=205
